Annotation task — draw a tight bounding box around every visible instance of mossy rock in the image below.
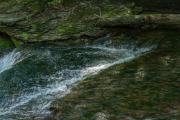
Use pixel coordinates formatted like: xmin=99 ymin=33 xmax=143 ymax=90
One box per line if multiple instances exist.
xmin=0 ymin=0 xmax=135 ymax=42
xmin=0 ymin=34 xmax=14 ymax=51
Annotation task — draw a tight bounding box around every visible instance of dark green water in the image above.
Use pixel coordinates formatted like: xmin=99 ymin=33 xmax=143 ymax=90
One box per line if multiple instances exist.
xmin=0 ymin=39 xmax=155 ymax=120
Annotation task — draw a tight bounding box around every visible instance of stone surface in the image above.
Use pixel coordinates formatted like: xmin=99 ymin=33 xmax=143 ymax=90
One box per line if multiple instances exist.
xmin=49 ymin=30 xmax=180 ymax=120
xmin=0 ymin=0 xmax=133 ymax=42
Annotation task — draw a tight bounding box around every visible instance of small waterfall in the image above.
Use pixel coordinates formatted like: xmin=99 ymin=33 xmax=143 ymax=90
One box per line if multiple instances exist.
xmin=0 ymin=43 xmax=156 ymax=120
xmin=0 ymin=49 xmax=30 ymax=74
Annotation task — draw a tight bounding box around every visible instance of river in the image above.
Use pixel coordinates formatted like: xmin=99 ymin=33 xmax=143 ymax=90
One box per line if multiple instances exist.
xmin=0 ymin=38 xmax=156 ymax=119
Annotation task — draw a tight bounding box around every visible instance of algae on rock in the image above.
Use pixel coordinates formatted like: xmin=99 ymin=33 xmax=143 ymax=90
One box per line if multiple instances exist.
xmin=0 ymin=0 xmax=134 ymax=42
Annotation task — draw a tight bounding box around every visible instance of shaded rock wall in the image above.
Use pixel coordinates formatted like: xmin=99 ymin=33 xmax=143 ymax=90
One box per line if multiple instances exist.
xmin=1 ymin=0 xmax=180 ymax=43
xmin=0 ymin=0 xmax=138 ymax=42
xmin=126 ymin=0 xmax=180 ymax=13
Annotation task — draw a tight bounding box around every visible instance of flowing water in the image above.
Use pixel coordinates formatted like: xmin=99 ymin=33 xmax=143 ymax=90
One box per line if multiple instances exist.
xmin=0 ymin=39 xmax=156 ymax=120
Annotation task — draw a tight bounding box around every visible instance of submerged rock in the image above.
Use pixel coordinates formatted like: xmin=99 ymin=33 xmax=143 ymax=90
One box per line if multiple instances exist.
xmin=49 ymin=30 xmax=180 ymax=120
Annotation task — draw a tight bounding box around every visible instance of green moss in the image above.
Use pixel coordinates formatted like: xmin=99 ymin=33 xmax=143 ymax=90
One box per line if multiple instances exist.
xmin=56 ymin=1 xmax=134 ymax=36
xmin=58 ymin=23 xmax=85 ymax=35
xmin=57 ymin=5 xmax=98 ymax=35
xmin=22 ymin=32 xmax=30 ymax=41
xmin=101 ymin=5 xmax=133 ymax=18
xmin=0 ymin=0 xmax=139 ymax=42
xmin=12 ymin=38 xmax=23 ymax=47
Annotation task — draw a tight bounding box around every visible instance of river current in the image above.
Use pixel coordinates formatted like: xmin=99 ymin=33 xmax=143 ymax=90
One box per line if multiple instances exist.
xmin=0 ymin=40 xmax=155 ymax=120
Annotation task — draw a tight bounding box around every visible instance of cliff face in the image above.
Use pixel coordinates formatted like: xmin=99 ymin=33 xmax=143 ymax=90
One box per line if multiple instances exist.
xmin=0 ymin=0 xmax=62 ymax=42
xmin=0 ymin=0 xmax=133 ymax=43
xmin=0 ymin=0 xmax=180 ymax=43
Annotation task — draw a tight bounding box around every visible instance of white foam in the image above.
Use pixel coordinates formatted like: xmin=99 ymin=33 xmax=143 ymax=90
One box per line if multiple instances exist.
xmin=0 ymin=49 xmax=30 ymax=74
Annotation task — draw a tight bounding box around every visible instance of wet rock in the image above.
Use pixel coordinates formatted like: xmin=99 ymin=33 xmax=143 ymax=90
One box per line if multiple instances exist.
xmin=0 ymin=0 xmax=134 ymax=42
